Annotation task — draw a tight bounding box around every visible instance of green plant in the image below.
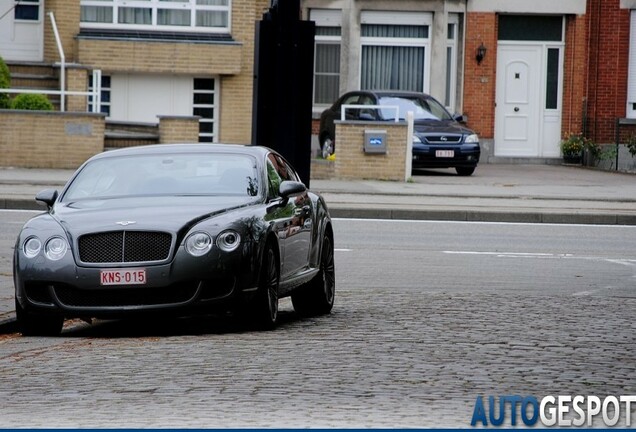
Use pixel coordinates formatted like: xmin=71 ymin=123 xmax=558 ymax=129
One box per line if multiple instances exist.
xmin=0 ymin=55 xmax=10 ymax=109
xmin=11 ymin=93 xmax=54 ymax=111
xmin=626 ymin=134 xmax=636 ymax=158
xmin=560 ymin=132 xmax=588 ymax=157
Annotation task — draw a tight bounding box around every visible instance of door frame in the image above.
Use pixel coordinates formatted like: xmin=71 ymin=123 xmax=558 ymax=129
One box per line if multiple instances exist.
xmin=494 ymin=40 xmax=565 ymax=158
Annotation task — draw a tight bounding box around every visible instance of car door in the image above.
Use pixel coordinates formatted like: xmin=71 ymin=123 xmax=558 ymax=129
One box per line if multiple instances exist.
xmin=265 ymin=154 xmax=313 ymax=286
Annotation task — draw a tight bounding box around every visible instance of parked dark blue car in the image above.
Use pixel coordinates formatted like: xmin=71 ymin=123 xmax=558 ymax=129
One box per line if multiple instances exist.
xmin=319 ymin=90 xmax=481 ymax=176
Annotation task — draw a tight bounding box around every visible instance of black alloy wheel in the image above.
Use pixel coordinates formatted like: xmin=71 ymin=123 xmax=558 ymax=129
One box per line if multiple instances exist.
xmin=456 ymin=166 xmax=475 ymax=176
xmin=292 ymin=235 xmax=335 ymax=316
xmin=251 ymin=243 xmax=279 ymax=330
xmin=15 ymin=299 xmax=64 ymax=336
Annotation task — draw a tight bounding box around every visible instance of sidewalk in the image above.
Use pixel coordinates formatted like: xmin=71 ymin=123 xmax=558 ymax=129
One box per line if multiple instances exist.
xmin=1 ymin=163 xmax=635 ymax=329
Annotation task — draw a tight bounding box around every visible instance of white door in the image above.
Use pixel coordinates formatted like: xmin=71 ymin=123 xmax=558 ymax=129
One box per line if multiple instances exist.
xmin=0 ymin=0 xmax=44 ymax=61
xmin=495 ymin=45 xmax=542 ymax=157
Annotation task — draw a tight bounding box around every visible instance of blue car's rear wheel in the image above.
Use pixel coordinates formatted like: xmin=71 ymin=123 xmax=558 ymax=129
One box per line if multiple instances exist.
xmin=15 ymin=299 xmax=63 ymax=336
xmin=292 ymin=235 xmax=335 ymax=316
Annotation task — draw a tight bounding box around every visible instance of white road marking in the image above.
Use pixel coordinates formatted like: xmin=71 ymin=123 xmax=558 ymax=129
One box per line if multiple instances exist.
xmin=333 ymin=217 xmax=636 ymax=228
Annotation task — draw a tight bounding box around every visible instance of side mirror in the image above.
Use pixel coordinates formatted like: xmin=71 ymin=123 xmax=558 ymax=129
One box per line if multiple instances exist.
xmin=35 ymin=189 xmax=58 ymax=208
xmin=279 ymin=181 xmax=306 ymax=199
xmin=453 ymin=113 xmax=467 ymax=123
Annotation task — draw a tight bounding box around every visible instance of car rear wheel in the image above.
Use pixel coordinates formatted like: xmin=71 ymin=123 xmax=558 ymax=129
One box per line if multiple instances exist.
xmin=249 ymin=243 xmax=279 ymax=330
xmin=15 ymin=299 xmax=63 ymax=336
xmin=292 ymin=235 xmax=335 ymax=316
xmin=456 ymin=167 xmax=475 ymax=176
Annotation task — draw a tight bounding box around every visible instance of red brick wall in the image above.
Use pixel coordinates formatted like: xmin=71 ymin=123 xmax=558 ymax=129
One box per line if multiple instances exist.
xmin=585 ymin=0 xmax=631 ymax=143
xmin=463 ymin=13 xmax=497 ymax=139
xmin=563 ymin=14 xmax=588 ymax=138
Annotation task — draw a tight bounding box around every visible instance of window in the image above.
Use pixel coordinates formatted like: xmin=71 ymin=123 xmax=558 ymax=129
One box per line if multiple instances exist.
xmin=360 ymin=11 xmax=431 ymax=93
xmin=311 ymin=10 xmax=341 ymax=107
xmin=193 ymin=78 xmax=217 ymax=142
xmin=88 ymin=74 xmax=111 ymax=116
xmin=15 ymin=0 xmax=40 ymax=21
xmin=80 ymin=0 xmax=231 ymax=33
xmin=445 ymin=14 xmax=459 ymax=112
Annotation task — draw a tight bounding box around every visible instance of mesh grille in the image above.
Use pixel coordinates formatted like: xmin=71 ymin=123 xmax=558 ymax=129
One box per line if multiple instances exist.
xmin=54 ymin=283 xmax=198 ymax=307
xmin=78 ymin=231 xmax=172 ymax=263
xmin=424 ymin=135 xmax=462 ymax=144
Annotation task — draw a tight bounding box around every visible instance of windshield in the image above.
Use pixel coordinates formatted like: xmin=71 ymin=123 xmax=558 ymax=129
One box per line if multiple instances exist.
xmin=378 ymin=96 xmax=453 ymax=121
xmin=63 ymin=152 xmax=259 ymax=201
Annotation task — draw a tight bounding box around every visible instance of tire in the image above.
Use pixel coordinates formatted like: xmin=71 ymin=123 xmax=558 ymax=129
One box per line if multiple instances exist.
xmin=456 ymin=166 xmax=475 ymax=176
xmin=292 ymin=235 xmax=335 ymax=316
xmin=321 ymin=135 xmax=334 ymax=159
xmin=249 ymin=243 xmax=279 ymax=330
xmin=15 ymin=299 xmax=63 ymax=336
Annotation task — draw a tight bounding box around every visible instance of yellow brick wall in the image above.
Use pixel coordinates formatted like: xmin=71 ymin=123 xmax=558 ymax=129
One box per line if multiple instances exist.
xmin=44 ymin=0 xmax=80 ymax=63
xmin=66 ymin=67 xmax=89 ymax=112
xmin=334 ymin=122 xmax=409 ymax=181
xmin=219 ymin=0 xmax=269 ymax=144
xmin=158 ymin=116 xmax=201 ymax=144
xmin=0 ymin=111 xmax=105 ymax=169
xmin=77 ymin=40 xmax=243 ymax=76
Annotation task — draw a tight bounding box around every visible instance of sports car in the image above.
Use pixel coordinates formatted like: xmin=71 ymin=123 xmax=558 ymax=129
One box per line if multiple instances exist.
xmin=13 ymin=144 xmax=335 ymax=335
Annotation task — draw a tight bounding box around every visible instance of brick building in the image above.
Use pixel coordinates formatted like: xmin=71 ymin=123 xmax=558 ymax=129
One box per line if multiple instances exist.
xmin=0 ymin=0 xmax=269 ymax=145
xmin=2 ymin=0 xmax=635 ymax=168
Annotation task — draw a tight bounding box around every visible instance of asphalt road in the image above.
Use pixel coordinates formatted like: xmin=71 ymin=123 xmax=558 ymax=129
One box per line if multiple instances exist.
xmin=0 ymin=216 xmax=634 ymax=427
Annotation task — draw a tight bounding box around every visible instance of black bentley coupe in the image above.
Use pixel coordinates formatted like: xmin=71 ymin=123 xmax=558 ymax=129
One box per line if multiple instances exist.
xmin=13 ymin=144 xmax=335 ymax=335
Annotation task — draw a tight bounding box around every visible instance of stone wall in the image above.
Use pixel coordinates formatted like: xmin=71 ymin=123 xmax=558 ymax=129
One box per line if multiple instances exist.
xmin=158 ymin=116 xmax=201 ymax=144
xmin=0 ymin=110 xmax=105 ymax=169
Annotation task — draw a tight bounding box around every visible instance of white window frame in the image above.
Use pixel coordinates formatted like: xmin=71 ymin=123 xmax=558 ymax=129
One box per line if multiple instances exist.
xmin=627 ymin=10 xmax=636 ymax=118
xmin=359 ymin=11 xmax=432 ymax=94
xmin=80 ymin=0 xmax=232 ymax=34
xmin=14 ymin=0 xmax=42 ymax=22
xmin=445 ymin=14 xmax=459 ymax=113
xmin=311 ymin=9 xmax=342 ymax=111
xmin=193 ymin=77 xmax=219 ymax=143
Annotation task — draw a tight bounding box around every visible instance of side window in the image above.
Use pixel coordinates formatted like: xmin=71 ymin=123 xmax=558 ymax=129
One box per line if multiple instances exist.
xmin=267 ymin=156 xmax=283 ymax=198
xmin=276 ymin=155 xmax=301 ymax=183
xmin=341 ymin=94 xmax=361 ymax=120
xmin=358 ymin=95 xmax=377 ymax=120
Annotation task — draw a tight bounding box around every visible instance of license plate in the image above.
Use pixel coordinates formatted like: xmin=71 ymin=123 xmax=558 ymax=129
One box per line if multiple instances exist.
xmin=436 ymin=150 xmax=455 ymax=158
xmin=100 ymin=269 xmax=146 ymax=286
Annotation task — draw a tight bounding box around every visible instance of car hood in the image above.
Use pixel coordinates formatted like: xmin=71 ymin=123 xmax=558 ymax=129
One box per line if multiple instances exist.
xmin=413 ymin=120 xmax=474 ymax=135
xmin=51 ymin=195 xmax=258 ymax=236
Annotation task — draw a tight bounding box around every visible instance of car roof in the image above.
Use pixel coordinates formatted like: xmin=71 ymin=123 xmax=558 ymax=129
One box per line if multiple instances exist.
xmin=88 ymin=143 xmax=272 ymax=161
xmin=347 ymin=90 xmax=434 ymax=99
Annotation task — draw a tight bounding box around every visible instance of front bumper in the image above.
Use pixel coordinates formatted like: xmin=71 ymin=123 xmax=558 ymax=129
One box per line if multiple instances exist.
xmin=15 ymin=244 xmax=258 ymax=319
xmin=412 ymin=144 xmax=481 ymax=169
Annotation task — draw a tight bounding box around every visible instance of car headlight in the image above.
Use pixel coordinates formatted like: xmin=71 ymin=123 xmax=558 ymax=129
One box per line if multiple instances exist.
xmin=412 ymin=135 xmax=422 ymax=143
xmin=186 ymin=232 xmax=213 ymax=257
xmin=23 ymin=237 xmax=42 ymax=258
xmin=465 ymin=134 xmax=479 ymax=143
xmin=44 ymin=236 xmax=68 ymax=261
xmin=216 ymin=230 xmax=241 ymax=253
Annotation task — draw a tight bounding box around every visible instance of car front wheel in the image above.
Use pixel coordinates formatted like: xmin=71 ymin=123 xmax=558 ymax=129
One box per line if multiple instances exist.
xmin=15 ymin=299 xmax=63 ymax=336
xmin=456 ymin=166 xmax=475 ymax=176
xmin=249 ymin=243 xmax=279 ymax=330
xmin=292 ymin=235 xmax=335 ymax=316
xmin=321 ymin=135 xmax=334 ymax=159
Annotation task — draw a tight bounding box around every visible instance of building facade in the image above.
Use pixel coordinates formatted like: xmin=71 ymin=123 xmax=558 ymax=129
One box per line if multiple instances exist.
xmin=0 ymin=0 xmax=269 ymax=144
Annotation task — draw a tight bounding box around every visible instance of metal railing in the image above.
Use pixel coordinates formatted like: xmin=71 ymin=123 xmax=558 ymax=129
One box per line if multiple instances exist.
xmin=0 ymin=12 xmax=101 ymax=113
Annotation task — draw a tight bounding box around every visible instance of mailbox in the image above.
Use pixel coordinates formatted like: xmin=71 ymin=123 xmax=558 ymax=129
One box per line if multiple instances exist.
xmin=364 ymin=129 xmax=387 ymax=154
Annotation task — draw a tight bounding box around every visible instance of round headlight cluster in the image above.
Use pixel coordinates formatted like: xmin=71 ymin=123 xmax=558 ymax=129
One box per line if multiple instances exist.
xmin=23 ymin=236 xmax=68 ymax=261
xmin=216 ymin=230 xmax=241 ymax=253
xmin=185 ymin=232 xmax=213 ymax=257
xmin=465 ymin=133 xmax=480 ymax=143
xmin=23 ymin=237 xmax=42 ymax=258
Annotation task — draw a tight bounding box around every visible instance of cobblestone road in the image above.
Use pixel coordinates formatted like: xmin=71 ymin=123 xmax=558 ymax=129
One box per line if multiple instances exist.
xmin=0 ymin=219 xmax=634 ymax=428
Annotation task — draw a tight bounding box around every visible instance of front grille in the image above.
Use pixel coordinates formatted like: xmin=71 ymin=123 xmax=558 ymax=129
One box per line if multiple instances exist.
xmin=78 ymin=231 xmax=172 ymax=263
xmin=424 ymin=135 xmax=462 ymax=144
xmin=53 ymin=282 xmax=198 ymax=308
